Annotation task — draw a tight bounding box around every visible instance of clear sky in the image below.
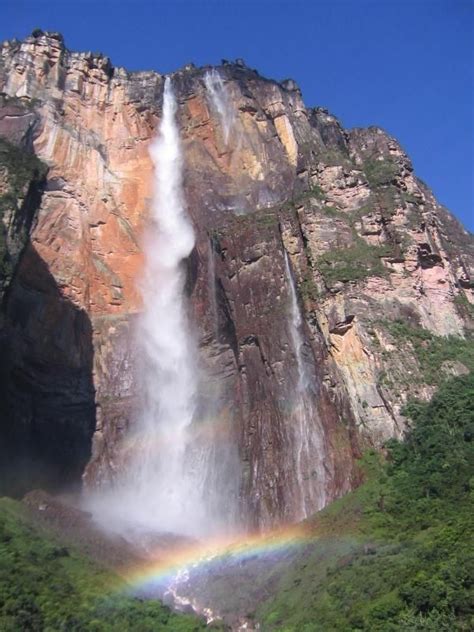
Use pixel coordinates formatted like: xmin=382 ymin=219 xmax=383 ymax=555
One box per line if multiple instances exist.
xmin=2 ymin=0 xmax=473 ymax=230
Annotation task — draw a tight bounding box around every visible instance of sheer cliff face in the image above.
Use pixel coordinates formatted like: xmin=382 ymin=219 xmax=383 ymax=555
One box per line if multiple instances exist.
xmin=0 ymin=32 xmax=472 ymax=527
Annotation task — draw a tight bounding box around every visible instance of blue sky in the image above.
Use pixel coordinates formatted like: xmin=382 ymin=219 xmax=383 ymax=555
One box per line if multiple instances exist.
xmin=2 ymin=0 xmax=473 ymax=230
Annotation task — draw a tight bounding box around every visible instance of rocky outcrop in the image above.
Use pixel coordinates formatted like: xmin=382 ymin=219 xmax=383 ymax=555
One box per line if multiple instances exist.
xmin=0 ymin=96 xmax=46 ymax=301
xmin=0 ymin=31 xmax=472 ymax=527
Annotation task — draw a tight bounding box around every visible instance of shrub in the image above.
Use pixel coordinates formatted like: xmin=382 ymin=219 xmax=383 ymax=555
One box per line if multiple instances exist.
xmin=0 ymin=499 xmax=209 ymax=631
xmin=317 ymin=240 xmax=392 ymax=284
xmin=363 ymin=158 xmax=399 ymax=187
xmin=257 ymin=373 xmax=474 ymax=631
xmin=384 ymin=320 xmax=474 ymax=386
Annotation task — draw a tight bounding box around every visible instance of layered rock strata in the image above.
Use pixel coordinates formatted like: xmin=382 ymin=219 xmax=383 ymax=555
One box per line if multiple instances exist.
xmin=0 ymin=31 xmax=472 ymax=527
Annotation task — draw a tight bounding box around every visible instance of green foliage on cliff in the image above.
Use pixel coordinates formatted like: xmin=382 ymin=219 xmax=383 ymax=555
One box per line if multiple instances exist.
xmin=363 ymin=158 xmax=399 ymax=187
xmin=317 ymin=239 xmax=392 ymax=284
xmin=298 ymin=273 xmax=319 ymax=301
xmin=454 ymin=293 xmax=474 ymax=320
xmin=0 ymin=138 xmax=47 ymax=285
xmin=257 ymin=373 xmax=474 ymax=631
xmin=0 ymin=499 xmax=208 ymax=631
xmin=0 ymin=138 xmax=47 ymax=197
xmin=384 ymin=320 xmax=474 ymax=386
xmin=0 ymin=94 xmax=40 ymax=111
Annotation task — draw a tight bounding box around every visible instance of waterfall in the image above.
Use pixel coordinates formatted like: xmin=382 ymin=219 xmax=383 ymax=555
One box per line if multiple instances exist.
xmin=87 ymin=78 xmax=211 ymax=538
xmin=284 ymin=252 xmax=327 ymax=519
xmin=86 ymin=77 xmax=241 ymax=542
xmin=286 ymin=254 xmax=309 ymax=394
xmin=204 ymin=68 xmax=252 ymax=214
xmin=130 ymin=76 xmax=201 ymax=535
xmin=204 ymin=69 xmax=235 ymax=144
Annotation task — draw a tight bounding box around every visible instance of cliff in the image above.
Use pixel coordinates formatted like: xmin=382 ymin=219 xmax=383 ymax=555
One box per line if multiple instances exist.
xmin=0 ymin=31 xmax=472 ymax=528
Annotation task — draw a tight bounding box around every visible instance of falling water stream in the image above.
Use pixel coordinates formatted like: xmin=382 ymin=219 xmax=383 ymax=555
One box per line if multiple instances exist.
xmin=204 ymin=68 xmax=253 ymax=215
xmin=128 ymin=76 xmax=202 ymax=535
xmin=87 ymin=77 xmax=210 ymax=539
xmin=85 ymin=75 xmax=327 ymax=630
xmin=284 ymin=252 xmax=327 ymax=519
xmin=204 ymin=69 xmax=236 ymax=144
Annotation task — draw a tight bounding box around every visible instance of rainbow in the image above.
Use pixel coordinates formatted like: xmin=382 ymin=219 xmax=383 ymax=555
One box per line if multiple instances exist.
xmin=118 ymin=522 xmax=315 ymax=594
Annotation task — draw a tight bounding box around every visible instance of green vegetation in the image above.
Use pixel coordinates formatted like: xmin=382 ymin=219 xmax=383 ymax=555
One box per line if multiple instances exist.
xmin=258 ymin=373 xmax=474 ymax=630
xmin=0 ymin=499 xmax=208 ymax=631
xmin=284 ymin=184 xmax=326 ymax=209
xmin=376 ymin=185 xmax=403 ymax=219
xmin=455 ymin=293 xmax=474 ymax=320
xmin=317 ymin=148 xmax=352 ymax=168
xmin=316 ymin=239 xmax=392 ymax=284
xmin=356 ymin=159 xmax=420 ymax=244
xmin=363 ymin=158 xmax=399 ymax=187
xmin=298 ymin=272 xmax=319 ymax=301
xmin=0 ymin=138 xmax=47 ymax=196
xmin=400 ymin=191 xmax=421 ymax=206
xmin=383 ymin=320 xmax=474 ymax=386
xmin=0 ymin=94 xmax=40 ymax=111
xmin=305 ymin=183 xmax=325 ymax=200
xmin=0 ymin=138 xmax=47 ymax=284
xmin=320 ymin=204 xmax=344 ymax=218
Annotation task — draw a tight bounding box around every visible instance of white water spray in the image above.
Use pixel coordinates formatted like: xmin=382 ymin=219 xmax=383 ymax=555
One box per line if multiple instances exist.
xmin=131 ymin=76 xmax=200 ymax=534
xmin=204 ymin=69 xmax=251 ymax=215
xmin=87 ymin=77 xmax=241 ymax=542
xmin=284 ymin=252 xmax=327 ymax=519
xmin=204 ymin=69 xmax=236 ymax=145
xmin=286 ymin=255 xmax=309 ymax=394
xmin=88 ymin=78 xmax=209 ymax=538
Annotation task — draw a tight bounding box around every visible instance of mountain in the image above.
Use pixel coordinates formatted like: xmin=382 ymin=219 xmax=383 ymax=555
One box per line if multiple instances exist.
xmin=0 ymin=30 xmax=472 ymax=529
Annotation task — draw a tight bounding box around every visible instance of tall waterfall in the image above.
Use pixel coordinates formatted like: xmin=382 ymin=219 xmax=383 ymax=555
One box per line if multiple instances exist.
xmin=86 ymin=77 xmax=241 ymax=540
xmin=284 ymin=252 xmax=327 ymax=519
xmin=88 ymin=78 xmax=211 ymax=538
xmin=131 ymin=76 xmax=200 ymax=535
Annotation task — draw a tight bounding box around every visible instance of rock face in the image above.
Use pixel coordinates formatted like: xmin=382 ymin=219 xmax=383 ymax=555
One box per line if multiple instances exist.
xmin=0 ymin=32 xmax=472 ymax=527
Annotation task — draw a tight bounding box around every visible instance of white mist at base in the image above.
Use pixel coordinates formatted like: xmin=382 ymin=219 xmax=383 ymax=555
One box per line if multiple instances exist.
xmin=284 ymin=252 xmax=328 ymax=520
xmin=86 ymin=78 xmax=212 ymax=539
xmin=129 ymin=76 xmax=201 ymax=535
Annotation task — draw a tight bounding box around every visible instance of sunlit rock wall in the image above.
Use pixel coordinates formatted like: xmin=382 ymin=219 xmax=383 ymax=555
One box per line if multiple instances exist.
xmin=0 ymin=31 xmax=472 ymax=527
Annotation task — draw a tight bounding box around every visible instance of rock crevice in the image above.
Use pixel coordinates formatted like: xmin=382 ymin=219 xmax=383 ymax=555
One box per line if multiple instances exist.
xmin=0 ymin=31 xmax=472 ymax=528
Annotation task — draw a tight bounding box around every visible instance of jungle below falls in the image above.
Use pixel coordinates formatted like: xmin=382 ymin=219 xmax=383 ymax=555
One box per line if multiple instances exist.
xmin=1 ymin=370 xmax=473 ymax=631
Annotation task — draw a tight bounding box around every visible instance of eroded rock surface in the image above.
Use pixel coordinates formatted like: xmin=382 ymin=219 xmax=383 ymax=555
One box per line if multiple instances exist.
xmin=0 ymin=32 xmax=472 ymax=527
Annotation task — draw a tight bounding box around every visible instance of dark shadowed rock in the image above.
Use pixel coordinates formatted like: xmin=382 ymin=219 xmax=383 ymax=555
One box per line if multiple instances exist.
xmin=0 ymin=32 xmax=472 ymax=530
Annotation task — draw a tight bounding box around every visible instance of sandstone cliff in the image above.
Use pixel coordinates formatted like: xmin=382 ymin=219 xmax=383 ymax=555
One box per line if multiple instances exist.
xmin=0 ymin=31 xmax=472 ymax=528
